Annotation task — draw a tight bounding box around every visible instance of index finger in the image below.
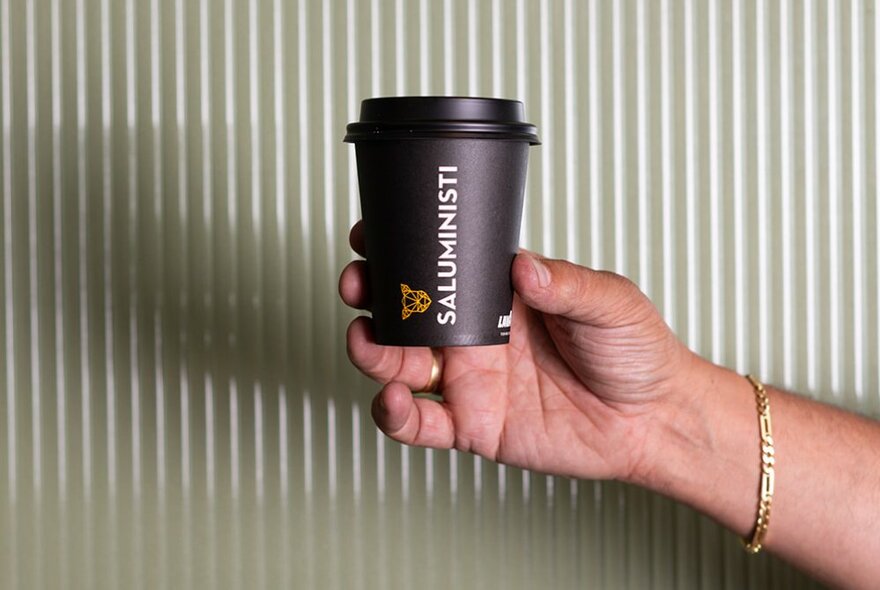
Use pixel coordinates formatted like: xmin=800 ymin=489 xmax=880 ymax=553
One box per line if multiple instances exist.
xmin=349 ymin=220 xmax=366 ymax=258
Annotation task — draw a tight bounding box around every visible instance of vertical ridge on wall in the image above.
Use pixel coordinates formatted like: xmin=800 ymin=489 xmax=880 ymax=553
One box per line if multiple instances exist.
xmin=661 ymin=0 xmax=675 ymax=331
xmin=805 ymin=0 xmax=819 ymax=394
xmin=0 ymin=0 xmax=877 ymax=588
xmin=685 ymin=0 xmax=697 ymax=351
xmin=588 ymin=0 xmax=600 ymax=269
xmin=25 ymin=0 xmax=39 ymax=499
xmin=828 ymin=0 xmax=842 ymax=398
xmin=733 ymin=0 xmax=746 ymax=375
xmin=708 ymin=0 xmax=721 ymax=365
xmin=780 ymin=0 xmax=793 ymax=388
xmin=1 ymin=0 xmax=12 ymax=515
xmin=851 ymin=0 xmax=865 ymax=401
xmin=756 ymin=0 xmax=769 ymax=379
xmin=49 ymin=0 xmax=64 ymax=506
xmin=876 ymin=0 xmax=880 ymax=422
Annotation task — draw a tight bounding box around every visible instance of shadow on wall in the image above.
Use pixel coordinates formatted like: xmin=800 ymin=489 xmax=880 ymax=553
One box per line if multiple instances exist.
xmin=2 ymin=102 xmax=374 ymax=503
xmin=42 ymin=121 xmax=370 ymax=420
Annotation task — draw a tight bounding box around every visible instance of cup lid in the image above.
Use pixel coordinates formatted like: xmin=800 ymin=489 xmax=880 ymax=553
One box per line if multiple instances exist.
xmin=344 ymin=96 xmax=540 ymax=144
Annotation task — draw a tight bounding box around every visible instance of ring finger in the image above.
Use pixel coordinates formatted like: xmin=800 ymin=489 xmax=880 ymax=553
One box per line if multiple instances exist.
xmin=346 ymin=316 xmax=443 ymax=392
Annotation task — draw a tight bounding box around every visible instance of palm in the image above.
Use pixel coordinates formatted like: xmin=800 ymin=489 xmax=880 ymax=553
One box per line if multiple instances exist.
xmin=436 ymin=295 xmax=658 ymax=480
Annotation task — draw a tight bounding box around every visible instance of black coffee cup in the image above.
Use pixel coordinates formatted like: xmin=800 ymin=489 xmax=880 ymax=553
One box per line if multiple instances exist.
xmin=344 ymin=96 xmax=539 ymax=347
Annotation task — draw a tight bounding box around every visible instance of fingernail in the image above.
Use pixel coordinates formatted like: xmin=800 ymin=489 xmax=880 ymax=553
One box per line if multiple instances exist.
xmin=529 ymin=254 xmax=552 ymax=288
xmin=377 ymin=395 xmax=387 ymax=413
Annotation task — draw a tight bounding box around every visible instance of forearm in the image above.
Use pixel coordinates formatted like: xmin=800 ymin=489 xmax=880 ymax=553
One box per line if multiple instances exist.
xmin=632 ymin=356 xmax=880 ymax=589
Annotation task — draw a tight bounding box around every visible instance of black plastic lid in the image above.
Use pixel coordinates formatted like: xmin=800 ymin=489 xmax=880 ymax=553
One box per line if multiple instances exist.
xmin=344 ymin=96 xmax=540 ymax=144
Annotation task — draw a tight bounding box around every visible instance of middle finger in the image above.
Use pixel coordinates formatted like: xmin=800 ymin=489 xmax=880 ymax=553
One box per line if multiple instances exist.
xmin=338 ymin=259 xmax=371 ymax=310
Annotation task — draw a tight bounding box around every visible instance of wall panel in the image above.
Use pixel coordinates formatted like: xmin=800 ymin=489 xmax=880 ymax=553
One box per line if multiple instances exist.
xmin=1 ymin=0 xmax=875 ymax=587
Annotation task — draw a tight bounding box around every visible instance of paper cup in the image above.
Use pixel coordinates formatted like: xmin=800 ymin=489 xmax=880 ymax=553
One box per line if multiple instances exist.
xmin=344 ymin=97 xmax=539 ymax=346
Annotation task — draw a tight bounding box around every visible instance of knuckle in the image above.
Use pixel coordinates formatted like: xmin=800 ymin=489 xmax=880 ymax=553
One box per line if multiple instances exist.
xmin=556 ymin=261 xmax=583 ymax=304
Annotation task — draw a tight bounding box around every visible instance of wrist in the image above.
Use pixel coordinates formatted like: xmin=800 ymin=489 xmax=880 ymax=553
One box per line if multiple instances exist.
xmin=623 ymin=351 xmax=714 ymax=486
xmin=625 ymin=355 xmax=760 ymax=537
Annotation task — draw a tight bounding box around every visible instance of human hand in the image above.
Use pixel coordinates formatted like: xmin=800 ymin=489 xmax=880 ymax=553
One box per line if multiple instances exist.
xmin=339 ymin=220 xmax=699 ymax=482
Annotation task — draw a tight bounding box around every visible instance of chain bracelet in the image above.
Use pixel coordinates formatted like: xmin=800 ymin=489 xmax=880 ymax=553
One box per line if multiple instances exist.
xmin=743 ymin=374 xmax=775 ymax=554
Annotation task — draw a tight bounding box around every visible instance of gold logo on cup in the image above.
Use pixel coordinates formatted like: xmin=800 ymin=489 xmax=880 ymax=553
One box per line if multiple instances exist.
xmin=400 ymin=284 xmax=432 ymax=319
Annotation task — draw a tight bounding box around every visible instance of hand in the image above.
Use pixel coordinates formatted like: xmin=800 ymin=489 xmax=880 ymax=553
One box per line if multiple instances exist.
xmin=339 ymin=220 xmax=698 ymax=482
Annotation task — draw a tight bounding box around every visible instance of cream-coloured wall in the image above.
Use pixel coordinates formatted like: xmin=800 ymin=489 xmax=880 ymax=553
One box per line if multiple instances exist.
xmin=1 ymin=0 xmax=873 ymax=587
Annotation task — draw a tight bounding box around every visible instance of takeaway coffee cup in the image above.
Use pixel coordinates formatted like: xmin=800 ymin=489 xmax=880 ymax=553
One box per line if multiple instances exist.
xmin=344 ymin=96 xmax=539 ymax=347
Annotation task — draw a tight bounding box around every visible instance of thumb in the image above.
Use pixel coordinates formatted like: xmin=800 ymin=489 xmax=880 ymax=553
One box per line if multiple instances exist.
xmin=511 ymin=251 xmax=647 ymax=325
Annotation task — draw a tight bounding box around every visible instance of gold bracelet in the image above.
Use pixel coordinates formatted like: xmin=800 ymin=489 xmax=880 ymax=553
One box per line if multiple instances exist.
xmin=742 ymin=374 xmax=775 ymax=554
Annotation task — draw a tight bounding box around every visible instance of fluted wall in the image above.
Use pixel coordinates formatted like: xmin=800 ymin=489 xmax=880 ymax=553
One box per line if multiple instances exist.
xmin=1 ymin=0 xmax=875 ymax=587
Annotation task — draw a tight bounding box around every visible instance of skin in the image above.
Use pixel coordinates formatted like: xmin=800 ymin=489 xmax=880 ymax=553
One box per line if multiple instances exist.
xmin=339 ymin=220 xmax=880 ymax=590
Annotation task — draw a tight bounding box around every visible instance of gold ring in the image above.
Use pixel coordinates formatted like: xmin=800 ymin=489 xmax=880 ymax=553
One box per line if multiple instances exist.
xmin=419 ymin=349 xmax=443 ymax=393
